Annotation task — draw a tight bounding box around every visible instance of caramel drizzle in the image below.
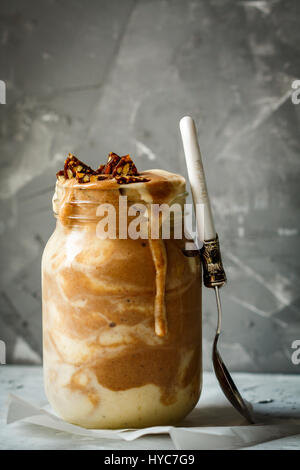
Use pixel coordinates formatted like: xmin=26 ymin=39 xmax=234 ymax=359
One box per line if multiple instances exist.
xmin=55 ymin=180 xmax=170 ymax=338
xmin=148 ymin=238 xmax=168 ymax=337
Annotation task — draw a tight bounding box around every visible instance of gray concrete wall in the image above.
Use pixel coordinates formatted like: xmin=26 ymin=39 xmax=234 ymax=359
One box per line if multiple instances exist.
xmin=0 ymin=0 xmax=299 ymax=372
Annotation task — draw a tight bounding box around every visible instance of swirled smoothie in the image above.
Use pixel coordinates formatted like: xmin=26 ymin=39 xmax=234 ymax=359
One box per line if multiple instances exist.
xmin=42 ymin=153 xmax=202 ymax=428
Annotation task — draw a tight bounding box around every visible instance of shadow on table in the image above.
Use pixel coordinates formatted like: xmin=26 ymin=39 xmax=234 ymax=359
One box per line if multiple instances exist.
xmin=178 ymin=402 xmax=300 ymax=428
xmin=178 ymin=404 xmax=247 ymax=427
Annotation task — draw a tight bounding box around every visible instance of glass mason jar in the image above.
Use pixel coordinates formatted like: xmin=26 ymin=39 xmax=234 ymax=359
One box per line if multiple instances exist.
xmin=42 ymin=171 xmax=202 ymax=429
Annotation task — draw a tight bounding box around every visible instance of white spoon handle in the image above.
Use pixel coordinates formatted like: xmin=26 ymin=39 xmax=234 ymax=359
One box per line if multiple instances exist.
xmin=180 ymin=116 xmax=216 ymax=241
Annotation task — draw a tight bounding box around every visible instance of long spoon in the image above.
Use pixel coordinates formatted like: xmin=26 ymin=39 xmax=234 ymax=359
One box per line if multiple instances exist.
xmin=180 ymin=116 xmax=254 ymax=424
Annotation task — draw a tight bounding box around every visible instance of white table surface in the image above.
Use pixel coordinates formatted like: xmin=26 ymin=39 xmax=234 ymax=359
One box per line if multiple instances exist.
xmin=0 ymin=366 xmax=300 ymax=450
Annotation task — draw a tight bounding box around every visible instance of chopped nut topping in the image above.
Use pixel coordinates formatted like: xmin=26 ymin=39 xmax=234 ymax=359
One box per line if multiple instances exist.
xmin=112 ymin=155 xmax=138 ymax=177
xmin=56 ymin=170 xmax=65 ymax=181
xmin=94 ymin=164 xmax=105 ymax=175
xmin=64 ymin=154 xmax=94 ymax=180
xmin=57 ymin=152 xmax=149 ymax=185
xmin=103 ymin=152 xmax=121 ymax=174
xmin=115 ymin=175 xmax=150 ymax=184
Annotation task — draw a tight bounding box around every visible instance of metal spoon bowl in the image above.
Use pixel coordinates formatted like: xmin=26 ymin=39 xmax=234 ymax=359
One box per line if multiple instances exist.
xmin=213 ymin=286 xmax=255 ymax=424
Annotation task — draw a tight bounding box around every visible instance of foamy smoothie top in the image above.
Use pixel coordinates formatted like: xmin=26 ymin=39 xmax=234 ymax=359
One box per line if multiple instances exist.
xmin=55 ymin=152 xmax=186 ymax=207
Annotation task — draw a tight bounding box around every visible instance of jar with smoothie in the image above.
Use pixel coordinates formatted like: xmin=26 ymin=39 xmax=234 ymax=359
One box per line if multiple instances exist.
xmin=42 ymin=152 xmax=202 ymax=429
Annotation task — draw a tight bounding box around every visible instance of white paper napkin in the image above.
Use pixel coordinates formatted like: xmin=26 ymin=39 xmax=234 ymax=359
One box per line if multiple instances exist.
xmin=6 ymin=376 xmax=300 ymax=450
xmin=170 ymin=423 xmax=300 ymax=450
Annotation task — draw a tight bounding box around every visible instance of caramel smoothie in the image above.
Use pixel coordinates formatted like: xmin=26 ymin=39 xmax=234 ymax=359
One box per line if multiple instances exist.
xmin=42 ymin=153 xmax=202 ymax=428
